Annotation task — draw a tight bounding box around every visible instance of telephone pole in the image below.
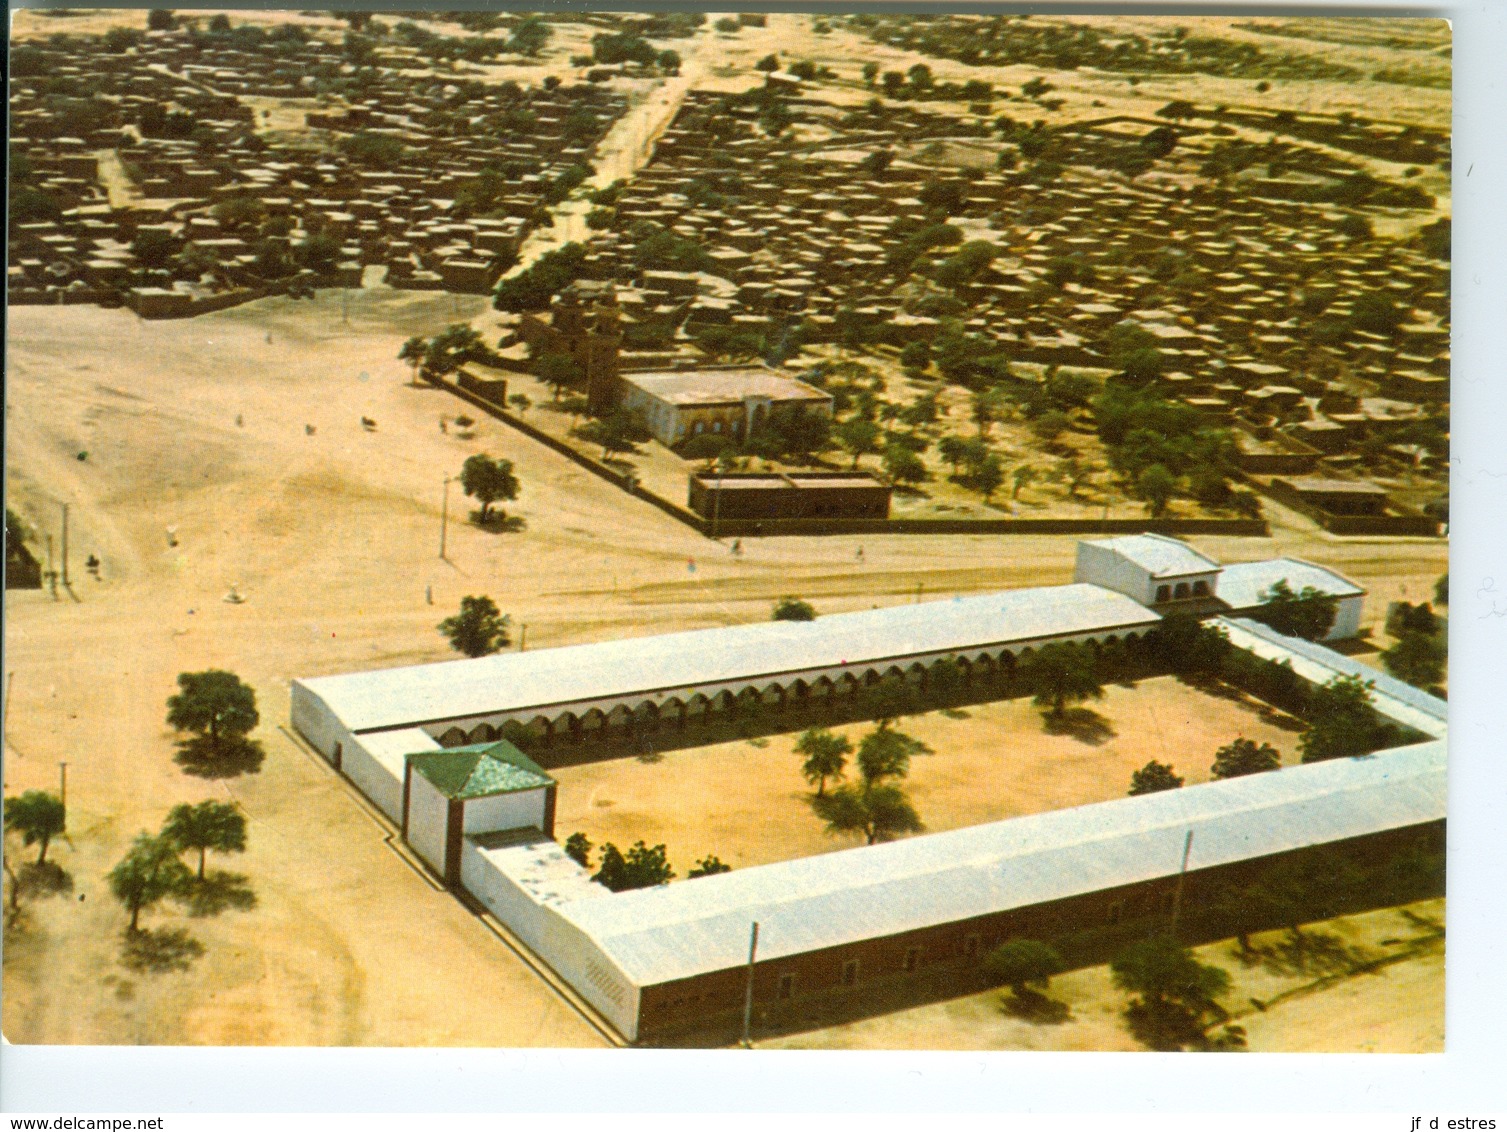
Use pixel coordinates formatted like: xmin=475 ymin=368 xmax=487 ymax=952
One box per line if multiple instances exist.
xmin=58 ymin=761 xmax=68 ymax=810
xmin=1169 ymin=829 xmax=1194 ymax=937
xmin=439 ymin=476 xmax=451 ymax=560
xmin=740 ymin=920 xmax=760 ymax=1048
xmin=60 ymin=503 xmax=69 ymax=587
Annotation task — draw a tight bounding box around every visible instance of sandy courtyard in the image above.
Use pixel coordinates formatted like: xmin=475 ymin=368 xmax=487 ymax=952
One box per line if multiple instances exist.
xmin=3 ymin=287 xmax=1445 ymax=1048
xmin=552 ymin=676 xmax=1305 ymax=874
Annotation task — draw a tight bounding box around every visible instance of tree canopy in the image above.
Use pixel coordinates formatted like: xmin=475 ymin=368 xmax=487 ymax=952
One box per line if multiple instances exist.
xmin=438 ymin=595 xmax=511 ymax=657
xmin=1128 ymin=760 xmax=1184 ymax=795
xmin=795 ymin=728 xmax=851 ymax=796
xmin=1247 ymin=579 xmax=1338 ymax=641
xmin=593 ymin=840 xmax=674 ymax=891
xmin=161 ymin=800 xmax=247 ymax=880
xmin=108 ymin=832 xmax=193 ymax=933
xmin=811 ymin=782 xmax=922 ymax=845
xmin=772 ymin=596 xmax=816 ymax=622
xmin=985 ymin=939 xmax=1065 ymax=995
xmin=167 ymin=671 xmax=259 ymax=753
xmin=1209 ymin=738 xmax=1281 ymax=780
xmin=1019 ymin=643 xmax=1103 ymax=719
xmin=460 ymin=454 xmax=520 ymax=524
xmin=1299 ymin=674 xmax=1384 ymax=763
xmin=4 ymin=791 xmax=66 ymax=866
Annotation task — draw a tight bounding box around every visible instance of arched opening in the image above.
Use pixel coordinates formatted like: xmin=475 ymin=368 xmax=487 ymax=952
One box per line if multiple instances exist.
xmin=467 ymin=722 xmax=497 ymax=744
xmin=580 ymin=708 xmax=606 ymax=732
xmin=527 ymin=715 xmax=553 ymax=740
xmin=863 ymin=669 xmax=883 ymax=687
xmin=839 ymin=673 xmax=861 ymax=697
xmin=1173 ymin=582 xmax=1190 ymax=600
xmin=737 ymin=687 xmax=763 ymax=710
xmin=556 ymin=712 xmax=582 ymax=739
xmin=438 ymin=726 xmax=468 ymax=748
xmin=686 ymin=693 xmax=710 ymax=717
xmin=1155 ymin=584 xmax=1171 ymax=603
xmin=810 ymin=676 xmax=834 ymax=699
xmin=711 ymin=690 xmax=735 ymax=713
xmin=662 ymin=697 xmax=687 ymax=725
xmin=632 ymin=701 xmax=660 ymax=726
xmin=905 ymin=662 xmax=928 ymax=687
xmin=607 ymin=704 xmax=634 ymax=729
xmin=761 ymin=683 xmax=785 ymax=705
xmin=789 ymin=679 xmax=811 ymax=702
xmin=1193 ymin=579 xmax=1210 ymax=596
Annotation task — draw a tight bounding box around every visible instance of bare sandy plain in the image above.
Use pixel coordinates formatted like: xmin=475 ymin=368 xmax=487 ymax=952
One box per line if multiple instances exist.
xmin=2 ymin=287 xmax=1446 ymax=1049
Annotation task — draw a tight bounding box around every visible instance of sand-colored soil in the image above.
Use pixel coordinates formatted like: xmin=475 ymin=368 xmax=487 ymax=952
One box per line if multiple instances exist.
xmin=756 ymin=898 xmax=1444 ymax=1052
xmin=553 ymin=676 xmax=1304 ymax=874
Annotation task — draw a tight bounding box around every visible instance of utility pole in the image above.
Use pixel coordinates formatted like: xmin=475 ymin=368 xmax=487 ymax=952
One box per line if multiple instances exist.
xmin=518 ymin=624 xmax=527 ymax=652
xmin=58 ymin=761 xmax=68 ymax=811
xmin=60 ymin=503 xmax=69 ymax=587
xmin=915 ymin=581 xmax=924 ymax=604
xmin=439 ymin=476 xmax=451 ymax=560
xmin=1169 ymin=829 xmax=1194 ymax=937
xmin=711 ymin=468 xmax=724 ymax=541
xmin=45 ymin=534 xmax=58 ymax=601
xmin=740 ymin=920 xmax=760 ymax=1048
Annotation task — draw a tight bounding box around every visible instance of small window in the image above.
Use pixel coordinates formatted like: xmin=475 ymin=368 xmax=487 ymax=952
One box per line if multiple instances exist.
xmin=1193 ymin=580 xmax=1210 ymax=596
xmin=1155 ymin=585 xmax=1171 ymax=603
xmin=1174 ymin=582 xmax=1190 ymax=600
xmin=1108 ymin=901 xmax=1124 ymax=925
xmin=778 ymin=974 xmax=794 ymax=1000
xmin=713 ymin=421 xmax=722 ymax=433
xmin=964 ymin=934 xmax=981 ymax=959
xmin=903 ymin=948 xmax=920 ymax=973
xmin=694 ymin=421 xmax=704 ymax=435
xmin=841 ymin=960 xmax=858 ymax=987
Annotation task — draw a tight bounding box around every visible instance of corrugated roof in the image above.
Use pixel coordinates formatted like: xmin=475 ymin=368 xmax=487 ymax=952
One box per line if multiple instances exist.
xmin=1082 ymin=533 xmax=1222 ymax=578
xmin=559 ymin=741 xmax=1445 ymax=988
xmin=296 ymin=583 xmax=1161 ymax=734
xmin=408 ymin=740 xmax=553 ymax=799
xmin=1217 ymin=558 xmax=1365 ymax=610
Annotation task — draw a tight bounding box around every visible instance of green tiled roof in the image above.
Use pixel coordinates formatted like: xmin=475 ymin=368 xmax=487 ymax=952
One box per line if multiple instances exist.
xmin=407 ymin=740 xmax=553 ymax=800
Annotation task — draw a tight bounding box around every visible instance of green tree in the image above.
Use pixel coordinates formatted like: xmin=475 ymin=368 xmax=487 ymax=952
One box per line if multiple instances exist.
xmin=756 ymin=53 xmax=779 ymax=72
xmin=423 ymin=324 xmax=484 ymax=379
xmin=1434 ymin=573 xmax=1448 ymax=607
xmin=1144 ymin=612 xmax=1228 ymax=676
xmin=1136 ymin=463 xmax=1177 ymax=517
xmin=883 ymin=446 xmax=928 ymax=487
xmin=687 ymin=854 xmax=731 ymax=878
xmin=1129 ymin=760 xmax=1183 ymax=796
xmin=1299 ymin=674 xmax=1382 ymax=763
xmin=1111 ymin=935 xmax=1230 ymax=1050
xmin=575 ymin=409 xmax=651 ymax=459
xmin=563 ymin=832 xmax=592 ymax=869
xmin=773 ymin=597 xmax=816 ymax=622
xmin=167 ymin=671 xmax=259 ymax=758
xmin=1210 ymin=738 xmax=1281 ymax=780
xmin=438 ymin=595 xmax=511 ymax=657
xmin=856 ymin=727 xmax=928 ymax=783
xmin=147 ymin=8 xmax=176 ymax=30
xmin=986 ymin=939 xmax=1065 ymax=995
xmin=862 ymin=61 xmax=880 ymax=86
xmin=3 ymin=791 xmax=67 ymax=866
xmin=161 ymin=800 xmax=246 ymax=880
xmin=1382 ymin=631 xmax=1446 ymax=691
xmin=108 ymin=833 xmax=192 ymax=933
xmin=795 ymin=728 xmax=852 ymax=797
xmin=1020 ymin=643 xmax=1103 ymax=720
xmin=811 ymin=782 xmax=922 ymax=845
xmin=593 ymin=840 xmax=674 ymax=891
xmin=1248 ymin=579 xmax=1338 ymax=641
xmin=1011 ymin=464 xmax=1036 ymax=500
xmin=536 ymin=352 xmax=583 ymax=401
xmin=398 ymin=335 xmax=428 ymax=384
xmin=938 ymin=435 xmax=969 ymax=476
xmin=459 ymin=454 xmax=520 ymax=524
xmin=973 ymin=454 xmax=1005 ymax=503
xmin=899 ymin=340 xmax=931 ymax=374
xmin=835 ymin=418 xmax=882 ymax=469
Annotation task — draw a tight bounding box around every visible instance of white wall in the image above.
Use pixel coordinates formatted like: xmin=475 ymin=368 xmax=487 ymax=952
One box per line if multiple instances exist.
xmin=290 ymin=681 xmax=357 ymax=763
xmin=343 ymin=737 xmax=404 ymax=823
xmin=460 ymin=840 xmax=641 ymax=1040
xmin=1075 ymin=542 xmax=1156 ymax=605
xmin=406 ymin=773 xmax=451 ymax=879
xmin=462 ymin=789 xmax=547 ymax=836
xmin=1328 ymin=594 xmax=1364 ymax=641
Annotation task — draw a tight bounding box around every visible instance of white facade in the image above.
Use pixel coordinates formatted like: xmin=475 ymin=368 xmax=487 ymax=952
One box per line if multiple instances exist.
xmin=462 ymin=788 xmax=549 ymax=836
xmin=405 ymin=771 xmax=452 ymax=879
xmin=1216 ymin=559 xmax=1366 ymax=641
xmin=1074 ymin=534 xmax=1223 ymax=606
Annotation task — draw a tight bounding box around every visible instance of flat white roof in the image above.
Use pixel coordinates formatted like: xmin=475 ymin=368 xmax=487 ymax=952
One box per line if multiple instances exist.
xmin=353 ymin=727 xmax=439 ymax=780
xmin=1217 ymin=558 xmax=1365 ymax=611
xmin=1084 ymin=533 xmax=1222 ymax=578
xmin=623 ymin=367 xmax=830 ymax=407
xmin=467 ymin=828 xmax=611 ymax=909
xmin=560 ymin=740 xmax=1445 ymax=988
xmin=296 ymin=584 xmax=1161 ymax=734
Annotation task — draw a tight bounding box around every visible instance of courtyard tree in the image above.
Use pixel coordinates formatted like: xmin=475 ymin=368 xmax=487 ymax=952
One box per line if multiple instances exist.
xmin=398 ymin=335 xmax=428 ymax=384
xmin=1136 ymin=463 xmax=1177 ymax=517
xmin=459 ymin=454 xmax=520 ymax=525
xmin=439 ymin=595 xmax=511 ymax=657
xmin=856 ymin=727 xmax=929 ymax=783
xmin=862 ymin=61 xmax=880 ymax=86
xmin=795 ymin=729 xmax=851 ymax=796
xmin=108 ymin=832 xmax=193 ymax=933
xmin=1144 ymin=612 xmax=1228 ymax=676
xmin=1209 ymin=738 xmax=1281 ymax=780
xmin=1020 ymin=643 xmax=1103 ymax=721
xmin=167 ymin=671 xmax=259 ymax=761
xmin=563 ymin=832 xmax=592 ymax=869
xmin=161 ymin=800 xmax=247 ymax=880
xmin=772 ymin=596 xmax=817 ymax=622
xmin=536 ymin=351 xmax=583 ymax=401
xmin=593 ymin=840 xmax=674 ymax=892
xmin=1248 ymin=579 xmax=1338 ymax=641
xmin=812 ymin=782 xmax=922 ymax=846
xmin=1299 ymin=674 xmax=1383 ymax=763
xmin=3 ymin=791 xmax=66 ymax=866
xmin=1129 ymin=760 xmax=1184 ymax=796
xmin=422 ymin=324 xmax=485 ymax=379
xmin=687 ymin=854 xmax=731 ymax=878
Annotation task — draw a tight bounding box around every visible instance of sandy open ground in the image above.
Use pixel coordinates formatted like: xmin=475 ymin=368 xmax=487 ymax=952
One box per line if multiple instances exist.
xmin=553 ymin=676 xmax=1305 ymax=874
